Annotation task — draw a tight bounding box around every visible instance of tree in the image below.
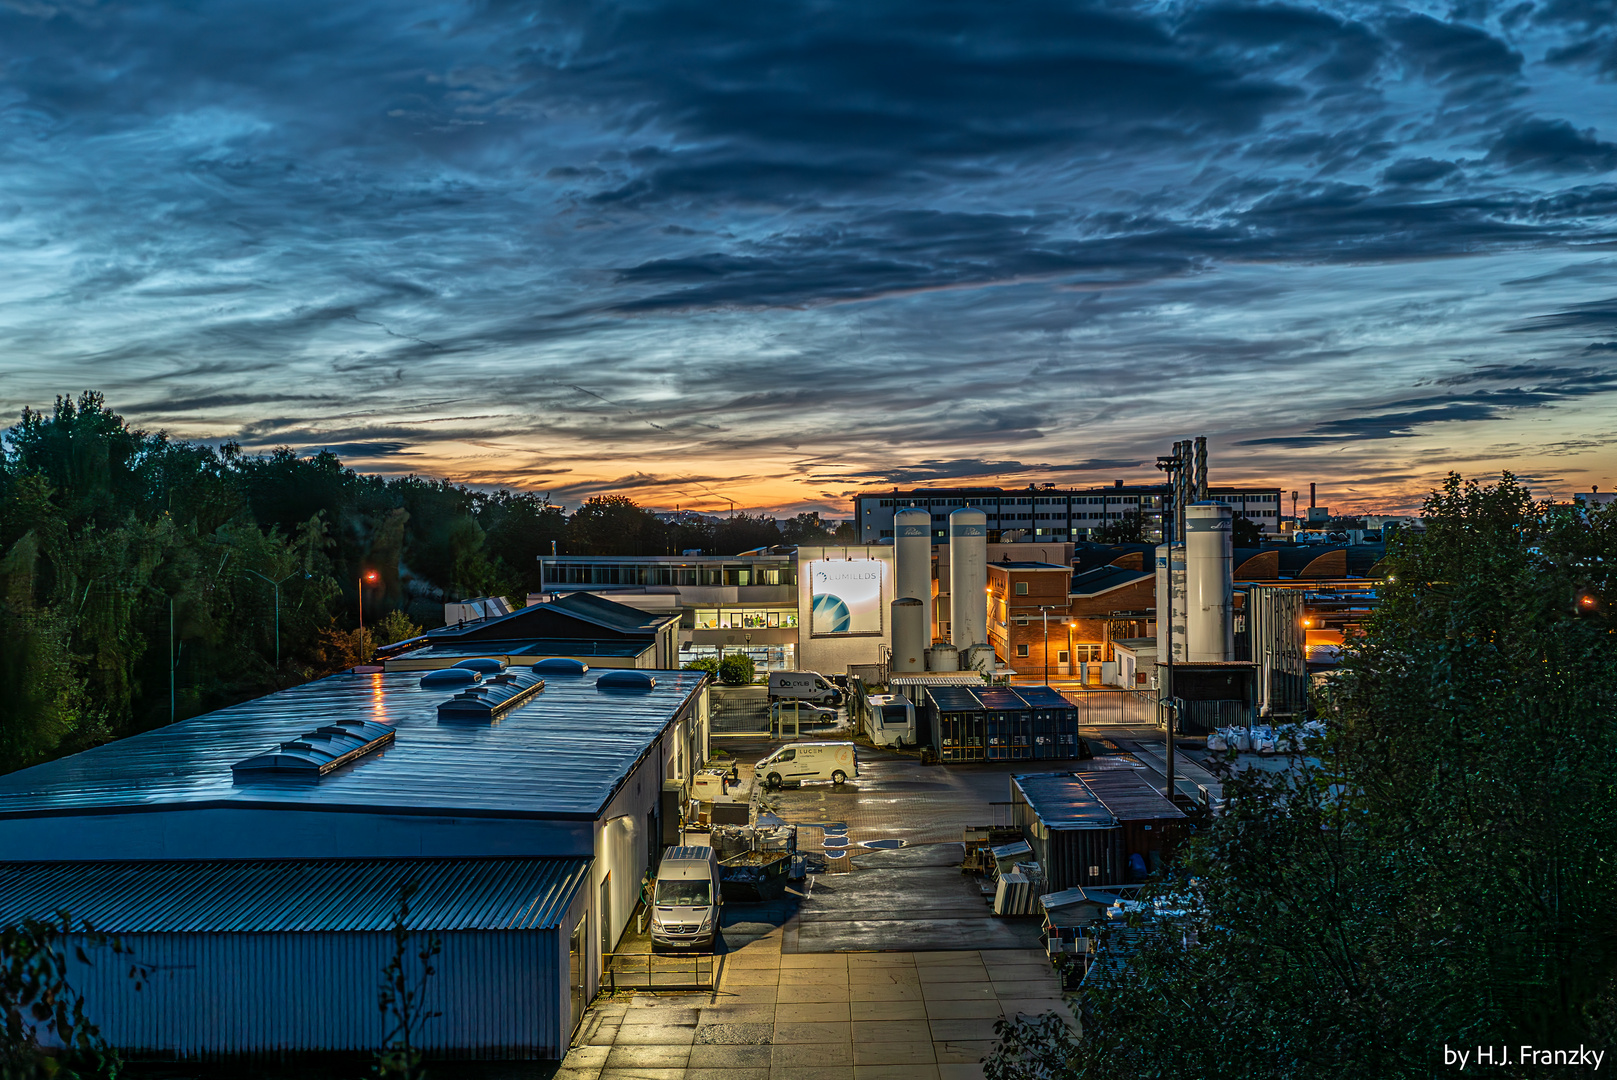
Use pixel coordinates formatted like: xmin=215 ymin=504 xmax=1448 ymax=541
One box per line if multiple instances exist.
xmin=566 ymin=496 xmax=667 ymax=555
xmin=1093 ymin=511 xmax=1144 ymax=544
xmin=1232 ymin=512 xmax=1262 ymax=547
xmin=372 ymin=610 xmax=424 ymax=649
xmin=718 ymin=653 xmax=755 ymax=685
xmin=995 ymin=473 xmax=1617 ymax=1079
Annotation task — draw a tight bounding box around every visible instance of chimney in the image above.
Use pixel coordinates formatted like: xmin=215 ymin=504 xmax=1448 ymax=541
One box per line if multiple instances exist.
xmin=1310 ymin=483 xmax=1316 ymax=508
xmin=1114 ymin=479 xmax=1123 ymax=489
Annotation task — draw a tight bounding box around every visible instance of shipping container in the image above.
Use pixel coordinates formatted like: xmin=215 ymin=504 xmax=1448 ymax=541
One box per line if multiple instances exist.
xmin=926 ymin=686 xmax=986 ymax=763
xmin=1011 ymin=773 xmax=1126 ymax=891
xmin=976 ymin=687 xmax=1031 ymax=762
xmin=1014 ymin=686 xmax=1088 ymax=761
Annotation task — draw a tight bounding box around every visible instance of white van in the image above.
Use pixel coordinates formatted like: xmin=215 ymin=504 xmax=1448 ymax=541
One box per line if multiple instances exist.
xmin=650 ymin=845 xmax=722 ymax=950
xmin=768 ymin=670 xmax=842 ymax=705
xmin=754 ymin=742 xmax=858 ymax=788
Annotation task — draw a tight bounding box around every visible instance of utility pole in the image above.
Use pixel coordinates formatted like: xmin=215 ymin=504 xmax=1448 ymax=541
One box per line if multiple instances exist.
xmin=242 ymin=568 xmax=300 ymax=672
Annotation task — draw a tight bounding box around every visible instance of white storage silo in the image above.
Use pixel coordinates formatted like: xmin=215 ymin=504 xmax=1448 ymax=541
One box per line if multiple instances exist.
xmin=1185 ymin=502 xmax=1233 ymax=661
xmin=927 ymin=643 xmax=960 ymax=672
xmin=948 ymin=508 xmax=988 ymax=649
xmin=1156 ymin=542 xmax=1186 ymax=663
xmin=894 ymin=508 xmax=933 ymax=644
xmin=891 ymin=598 xmax=927 ymax=674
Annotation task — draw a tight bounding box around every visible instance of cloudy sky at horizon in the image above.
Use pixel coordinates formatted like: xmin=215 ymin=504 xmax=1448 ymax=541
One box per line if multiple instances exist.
xmin=4 ymin=0 xmax=1617 ymax=514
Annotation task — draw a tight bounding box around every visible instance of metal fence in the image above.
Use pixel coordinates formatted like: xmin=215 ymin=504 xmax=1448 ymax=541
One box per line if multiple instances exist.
xmin=1064 ymin=689 xmax=1161 ymax=726
xmin=604 ymin=950 xmax=719 ymax=991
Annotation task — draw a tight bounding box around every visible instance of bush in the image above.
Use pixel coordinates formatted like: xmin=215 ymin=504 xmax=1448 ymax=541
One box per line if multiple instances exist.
xmin=717 ymin=653 xmax=755 ymax=685
xmin=681 ymin=656 xmax=719 ymax=676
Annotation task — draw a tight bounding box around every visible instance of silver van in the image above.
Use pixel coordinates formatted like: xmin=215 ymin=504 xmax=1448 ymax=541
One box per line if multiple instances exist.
xmin=650 ymin=845 xmax=722 ymax=949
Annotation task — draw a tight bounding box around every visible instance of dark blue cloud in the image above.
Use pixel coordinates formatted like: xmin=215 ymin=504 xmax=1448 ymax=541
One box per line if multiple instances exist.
xmin=2 ymin=0 xmax=1617 ymax=511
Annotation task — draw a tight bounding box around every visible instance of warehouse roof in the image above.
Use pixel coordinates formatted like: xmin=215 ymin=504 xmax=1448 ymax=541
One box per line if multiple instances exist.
xmin=430 ymin=592 xmax=677 ymax=643
xmin=0 ymin=668 xmax=705 ymax=821
xmin=0 ymin=857 xmax=589 ymax=932
xmin=1076 ymin=767 xmax=1188 ymax=823
xmin=1069 ymin=566 xmax=1152 ymax=597
xmin=1013 ymin=772 xmax=1117 ymax=828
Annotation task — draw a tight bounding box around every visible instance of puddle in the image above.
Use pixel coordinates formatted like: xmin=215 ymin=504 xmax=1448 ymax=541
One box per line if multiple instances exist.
xmin=859 ymin=838 xmax=906 ymax=849
xmin=822 ymin=836 xmax=851 ymax=848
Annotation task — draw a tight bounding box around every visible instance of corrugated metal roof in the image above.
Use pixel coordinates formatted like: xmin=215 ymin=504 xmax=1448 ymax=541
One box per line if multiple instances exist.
xmin=1014 ymin=772 xmax=1116 ymax=828
xmin=0 ymin=669 xmax=704 ymax=820
xmin=1074 ymin=768 xmax=1187 ymax=823
xmin=0 ymin=857 xmax=589 ymax=933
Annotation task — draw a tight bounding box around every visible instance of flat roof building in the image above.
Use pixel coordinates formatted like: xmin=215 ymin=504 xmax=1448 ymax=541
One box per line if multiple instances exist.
xmin=0 ymin=664 xmax=710 ymax=1060
xmin=857 ymin=484 xmax=1283 ymax=546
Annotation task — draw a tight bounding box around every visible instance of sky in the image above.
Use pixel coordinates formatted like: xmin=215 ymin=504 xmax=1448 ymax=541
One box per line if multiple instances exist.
xmin=3 ymin=0 xmax=1617 ymax=516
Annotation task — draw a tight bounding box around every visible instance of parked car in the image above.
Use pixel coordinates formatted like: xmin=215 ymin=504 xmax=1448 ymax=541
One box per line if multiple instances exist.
xmin=768 ymin=700 xmax=838 ymax=727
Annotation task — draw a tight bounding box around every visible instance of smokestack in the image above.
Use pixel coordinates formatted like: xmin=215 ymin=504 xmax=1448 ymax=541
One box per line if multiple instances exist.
xmin=1310 ymin=482 xmax=1316 ymax=509
xmin=1194 ymin=436 xmax=1208 ymax=502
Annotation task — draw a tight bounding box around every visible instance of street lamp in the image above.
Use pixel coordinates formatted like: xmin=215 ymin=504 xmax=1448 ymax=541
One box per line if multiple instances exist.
xmin=358 ymin=570 xmax=379 ymax=658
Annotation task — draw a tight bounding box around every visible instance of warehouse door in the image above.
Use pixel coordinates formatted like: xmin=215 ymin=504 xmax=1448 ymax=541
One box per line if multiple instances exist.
xmin=569 ymin=918 xmax=586 ymax=1036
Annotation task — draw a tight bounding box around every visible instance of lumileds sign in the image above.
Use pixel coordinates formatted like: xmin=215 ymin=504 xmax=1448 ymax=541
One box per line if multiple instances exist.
xmin=807 ymin=558 xmax=886 ymax=636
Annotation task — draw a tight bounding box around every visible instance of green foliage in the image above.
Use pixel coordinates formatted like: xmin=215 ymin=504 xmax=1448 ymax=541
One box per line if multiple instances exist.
xmin=682 ymin=656 xmax=720 ymax=676
xmin=1232 ymin=512 xmax=1263 ymax=546
xmin=0 ymin=913 xmax=147 ymax=1080
xmin=373 ymin=883 xmax=442 ymax=1080
xmin=998 ymin=473 xmax=1617 ymax=1080
xmin=718 ymin=653 xmax=755 ymax=685
xmin=371 ymin=610 xmax=424 ymax=649
xmin=0 ymin=391 xmax=799 ymax=772
xmin=1094 ymin=511 xmax=1144 ymax=544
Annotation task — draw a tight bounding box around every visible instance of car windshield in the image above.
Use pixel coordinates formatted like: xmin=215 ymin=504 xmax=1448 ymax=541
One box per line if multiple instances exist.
xmin=655 ymin=880 xmax=712 ymax=906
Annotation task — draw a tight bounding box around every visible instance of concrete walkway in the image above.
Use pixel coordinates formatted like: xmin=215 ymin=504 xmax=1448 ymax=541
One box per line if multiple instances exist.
xmin=562 ymin=928 xmax=1073 ymax=1080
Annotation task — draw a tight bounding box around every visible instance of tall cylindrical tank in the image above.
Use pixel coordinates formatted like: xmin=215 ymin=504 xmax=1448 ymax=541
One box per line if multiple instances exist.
xmin=1156 ymin=542 xmax=1185 ymax=664
xmin=1185 ymin=502 xmax=1233 ymax=661
xmin=894 ymin=507 xmax=934 ymax=644
xmin=927 ymin=643 xmax=960 ymax=672
xmin=891 ymin=598 xmax=926 ymax=674
xmin=948 ymin=508 xmax=988 ymax=649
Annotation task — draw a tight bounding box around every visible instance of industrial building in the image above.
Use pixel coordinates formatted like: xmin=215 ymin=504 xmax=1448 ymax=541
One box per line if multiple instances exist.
xmin=1010 ymin=766 xmax=1188 ymax=892
xmin=382 ymin=591 xmax=681 ymax=671
xmin=856 ymin=482 xmax=1284 ymax=546
xmin=0 ymin=664 xmax=710 ymax=1060
xmin=986 ymin=560 xmax=1156 ymax=679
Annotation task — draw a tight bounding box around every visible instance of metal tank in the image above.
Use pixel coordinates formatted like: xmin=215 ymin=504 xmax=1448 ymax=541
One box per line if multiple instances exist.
xmin=926 ymin=643 xmax=960 ymax=672
xmin=1155 ymin=542 xmax=1186 ymax=664
xmin=960 ymin=644 xmax=996 ymax=674
xmin=1185 ymin=502 xmax=1233 ymax=661
xmin=893 ymin=508 xmax=934 ymax=645
xmin=890 ymin=598 xmax=927 ymax=674
xmin=948 ymin=508 xmax=988 ymax=649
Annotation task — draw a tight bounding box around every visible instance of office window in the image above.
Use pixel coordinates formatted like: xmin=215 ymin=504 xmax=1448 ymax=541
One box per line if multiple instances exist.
xmin=1058 ymin=650 xmax=1070 ymax=663
xmin=1016 ymin=644 xmax=1030 ymax=658
xmin=1015 ymin=582 xmax=1029 ymax=595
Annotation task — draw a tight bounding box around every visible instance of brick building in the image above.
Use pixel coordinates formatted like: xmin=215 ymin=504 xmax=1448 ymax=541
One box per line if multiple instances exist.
xmin=988 ymin=559 xmax=1156 ymax=677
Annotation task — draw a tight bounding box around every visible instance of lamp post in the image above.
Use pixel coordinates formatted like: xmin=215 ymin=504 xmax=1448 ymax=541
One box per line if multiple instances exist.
xmin=1042 ymin=609 xmax=1050 ymax=686
xmin=358 ymin=570 xmax=378 ymax=660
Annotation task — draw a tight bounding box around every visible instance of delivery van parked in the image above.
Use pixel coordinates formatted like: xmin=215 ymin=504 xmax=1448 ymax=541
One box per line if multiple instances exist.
xmin=754 ymin=742 xmax=858 ymax=788
xmin=768 ymin=670 xmax=842 ymax=705
xmin=650 ymin=845 xmax=722 ymax=950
